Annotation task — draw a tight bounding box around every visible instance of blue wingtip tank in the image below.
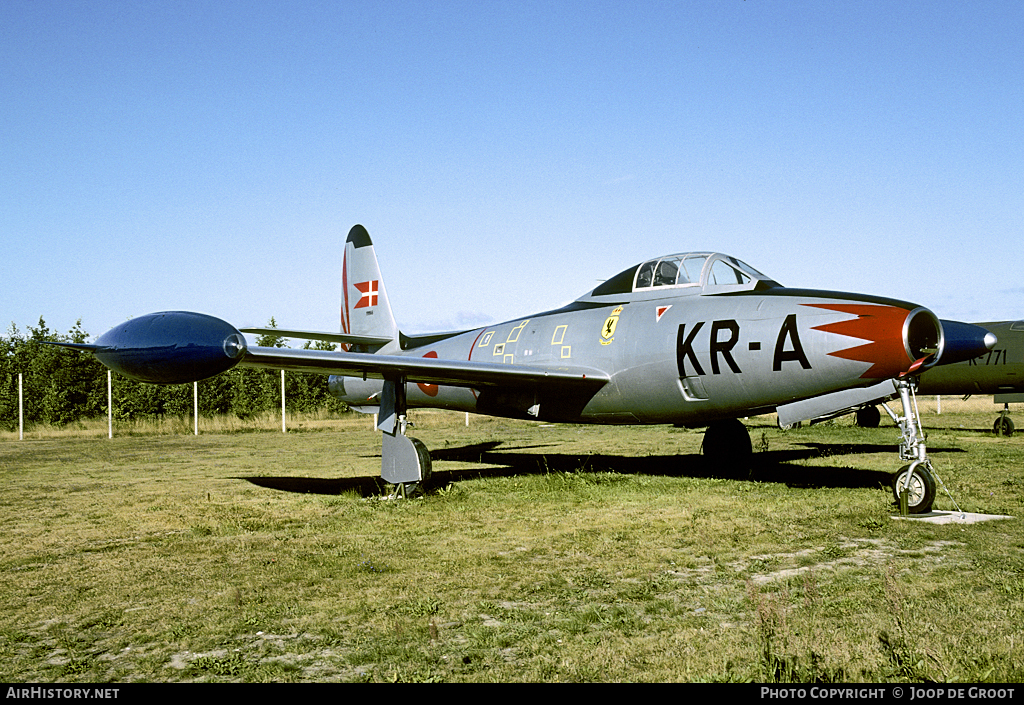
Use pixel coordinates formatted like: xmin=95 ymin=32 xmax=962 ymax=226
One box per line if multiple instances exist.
xmin=90 ymin=311 xmax=248 ymax=384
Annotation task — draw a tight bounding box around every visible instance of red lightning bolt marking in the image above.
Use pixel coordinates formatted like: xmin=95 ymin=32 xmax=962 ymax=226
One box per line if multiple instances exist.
xmin=805 ymin=303 xmax=911 ymax=379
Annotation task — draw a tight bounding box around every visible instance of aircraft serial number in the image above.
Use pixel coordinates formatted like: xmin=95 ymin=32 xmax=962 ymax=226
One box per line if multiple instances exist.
xmin=968 ymin=349 xmax=1008 ymax=366
xmin=677 ymin=315 xmax=810 ymax=376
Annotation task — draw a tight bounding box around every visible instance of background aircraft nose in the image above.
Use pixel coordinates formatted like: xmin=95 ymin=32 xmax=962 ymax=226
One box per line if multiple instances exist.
xmin=936 ymin=320 xmax=998 ymax=366
xmin=93 ymin=311 xmax=248 ymax=384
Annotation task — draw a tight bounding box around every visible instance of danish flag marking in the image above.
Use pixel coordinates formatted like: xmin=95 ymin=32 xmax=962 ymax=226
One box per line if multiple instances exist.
xmin=354 ymin=280 xmax=379 ymax=308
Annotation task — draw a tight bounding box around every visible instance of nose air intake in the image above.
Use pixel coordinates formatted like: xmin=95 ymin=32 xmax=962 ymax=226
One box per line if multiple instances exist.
xmin=810 ymin=302 xmax=991 ymax=379
xmin=904 ymin=308 xmax=942 ymax=369
xmin=903 ymin=311 xmax=997 ymax=376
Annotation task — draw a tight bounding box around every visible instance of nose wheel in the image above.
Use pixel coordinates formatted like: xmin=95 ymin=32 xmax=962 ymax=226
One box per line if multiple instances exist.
xmin=994 ymin=404 xmax=1015 ymax=436
xmin=891 ymin=460 xmax=937 ymax=514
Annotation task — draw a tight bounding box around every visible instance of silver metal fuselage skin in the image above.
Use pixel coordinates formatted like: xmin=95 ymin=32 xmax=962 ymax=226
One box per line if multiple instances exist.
xmin=49 ymin=225 xmax=995 ymax=464
xmin=332 ymin=283 xmax=930 ymax=427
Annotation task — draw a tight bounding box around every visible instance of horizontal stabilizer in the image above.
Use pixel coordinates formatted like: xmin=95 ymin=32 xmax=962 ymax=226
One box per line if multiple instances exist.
xmin=239 ymin=327 xmax=392 ymax=347
xmin=776 ymin=379 xmax=897 ymax=427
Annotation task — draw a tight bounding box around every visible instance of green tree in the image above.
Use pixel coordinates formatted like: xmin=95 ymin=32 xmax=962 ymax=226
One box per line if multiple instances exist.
xmin=0 ymin=324 xmax=23 ymax=431
xmin=230 ymin=318 xmax=286 ymax=420
xmin=18 ymin=318 xmax=106 ymax=426
xmin=0 ymin=315 xmax=350 ymax=429
xmin=198 ymin=372 xmax=234 ymax=416
xmin=285 ymin=338 xmax=344 ymax=413
xmin=255 ymin=317 xmax=287 ymax=349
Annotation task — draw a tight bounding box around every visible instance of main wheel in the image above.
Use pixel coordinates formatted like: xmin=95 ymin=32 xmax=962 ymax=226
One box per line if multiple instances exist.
xmin=702 ymin=419 xmax=752 ymax=477
xmin=891 ymin=463 xmax=936 ymax=514
xmin=994 ymin=416 xmax=1015 ymax=436
xmin=856 ymin=405 xmax=881 ymax=428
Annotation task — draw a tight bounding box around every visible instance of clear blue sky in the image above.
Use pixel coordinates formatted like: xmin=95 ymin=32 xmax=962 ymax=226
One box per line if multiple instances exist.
xmin=3 ymin=0 xmax=1022 ymax=342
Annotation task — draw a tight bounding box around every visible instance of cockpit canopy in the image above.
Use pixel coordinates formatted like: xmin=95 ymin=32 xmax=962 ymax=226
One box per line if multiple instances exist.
xmin=587 ymin=252 xmax=779 ymax=299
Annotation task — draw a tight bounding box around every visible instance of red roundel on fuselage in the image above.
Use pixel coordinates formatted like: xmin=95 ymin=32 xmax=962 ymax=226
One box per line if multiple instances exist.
xmin=418 ymin=351 xmax=439 ymax=396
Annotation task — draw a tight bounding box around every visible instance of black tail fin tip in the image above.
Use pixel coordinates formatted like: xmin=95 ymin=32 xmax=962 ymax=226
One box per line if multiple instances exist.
xmin=347 ymin=224 xmax=372 ymax=248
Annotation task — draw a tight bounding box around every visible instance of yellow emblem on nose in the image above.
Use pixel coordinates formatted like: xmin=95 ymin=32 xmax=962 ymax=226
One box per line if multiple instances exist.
xmin=601 ymin=306 xmax=624 ymax=345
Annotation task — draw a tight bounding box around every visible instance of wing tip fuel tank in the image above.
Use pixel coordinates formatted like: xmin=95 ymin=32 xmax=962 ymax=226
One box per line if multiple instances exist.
xmin=89 ymin=311 xmax=248 ymax=384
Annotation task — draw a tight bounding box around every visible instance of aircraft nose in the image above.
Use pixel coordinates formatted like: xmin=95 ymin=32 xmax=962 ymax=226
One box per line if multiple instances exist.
xmin=809 ymin=302 xmax=941 ymax=379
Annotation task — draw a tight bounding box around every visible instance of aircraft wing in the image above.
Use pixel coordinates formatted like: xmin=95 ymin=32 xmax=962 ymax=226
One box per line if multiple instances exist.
xmin=42 ymin=311 xmax=609 ymax=390
xmin=240 ymin=346 xmax=611 ymax=390
xmin=239 ymin=326 xmax=472 ymax=350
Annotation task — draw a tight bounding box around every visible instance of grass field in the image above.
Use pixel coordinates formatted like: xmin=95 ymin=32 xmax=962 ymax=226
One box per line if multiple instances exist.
xmin=1 ymin=401 xmax=1022 ymax=682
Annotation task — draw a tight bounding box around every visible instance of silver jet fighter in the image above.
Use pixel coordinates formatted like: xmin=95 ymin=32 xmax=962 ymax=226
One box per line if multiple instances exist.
xmin=59 ymin=225 xmax=996 ymax=513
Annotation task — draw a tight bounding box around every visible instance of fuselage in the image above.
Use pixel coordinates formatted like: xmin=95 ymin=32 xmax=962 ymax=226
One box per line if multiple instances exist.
xmin=53 ymin=238 xmax=993 ymax=436
xmin=331 ymin=252 xmax=941 ymax=426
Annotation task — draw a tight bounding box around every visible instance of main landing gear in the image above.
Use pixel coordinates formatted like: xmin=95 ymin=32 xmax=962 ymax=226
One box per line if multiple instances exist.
xmin=878 ymin=378 xmax=958 ymax=515
xmin=378 ymin=377 xmax=432 ymax=498
xmin=701 ymin=418 xmax=753 ymax=477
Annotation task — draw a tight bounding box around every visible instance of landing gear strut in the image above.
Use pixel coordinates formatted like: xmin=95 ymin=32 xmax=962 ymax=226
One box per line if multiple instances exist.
xmin=879 ymin=378 xmax=958 ymax=514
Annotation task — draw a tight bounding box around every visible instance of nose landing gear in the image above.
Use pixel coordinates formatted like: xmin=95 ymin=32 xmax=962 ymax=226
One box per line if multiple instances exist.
xmin=881 ymin=379 xmax=960 ymax=515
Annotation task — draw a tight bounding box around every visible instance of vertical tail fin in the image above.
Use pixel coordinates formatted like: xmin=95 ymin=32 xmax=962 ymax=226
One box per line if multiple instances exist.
xmin=341 ymin=224 xmax=400 ymax=352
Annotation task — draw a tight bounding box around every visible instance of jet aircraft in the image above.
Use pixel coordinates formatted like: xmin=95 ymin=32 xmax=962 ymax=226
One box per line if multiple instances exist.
xmin=54 ymin=225 xmax=997 ymax=514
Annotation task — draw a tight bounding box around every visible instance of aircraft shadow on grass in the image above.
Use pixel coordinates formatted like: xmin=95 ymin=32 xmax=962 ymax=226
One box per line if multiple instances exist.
xmin=241 ymin=439 xmax=966 ymax=498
